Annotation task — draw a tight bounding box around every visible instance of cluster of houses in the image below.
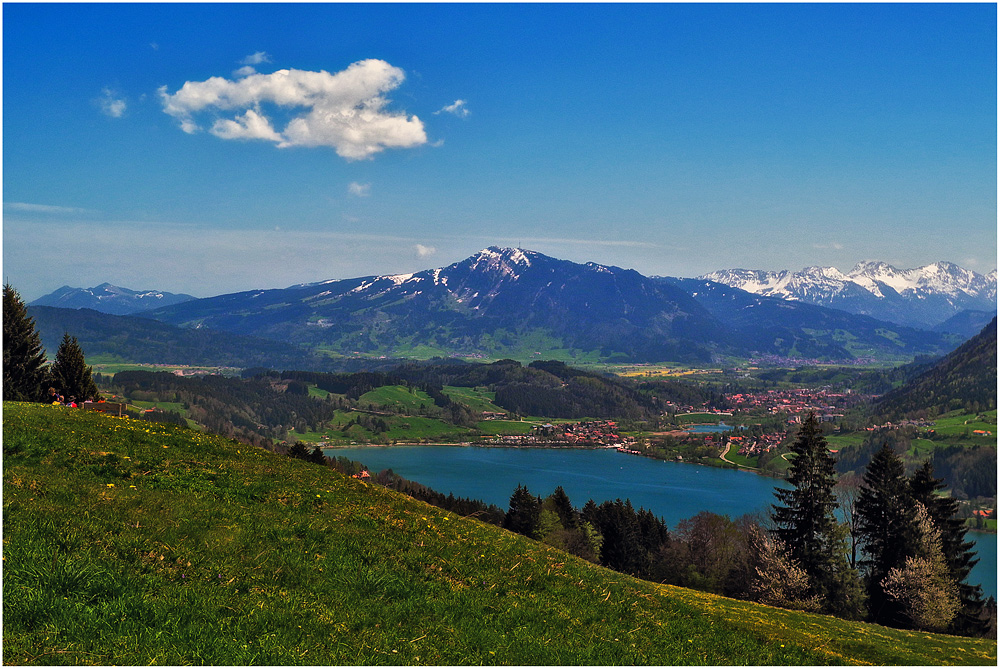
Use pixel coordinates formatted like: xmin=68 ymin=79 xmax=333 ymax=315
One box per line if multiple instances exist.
xmin=479 ymin=420 xmax=637 ymax=449
xmin=748 ymin=354 xmax=876 ymax=366
xmin=729 ymin=432 xmax=786 ymax=458
xmin=863 ymin=418 xmax=937 ymax=432
xmin=728 ymin=387 xmax=861 ymax=420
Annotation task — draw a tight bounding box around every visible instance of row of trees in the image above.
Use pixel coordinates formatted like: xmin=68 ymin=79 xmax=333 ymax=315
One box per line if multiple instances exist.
xmin=773 ymin=412 xmax=988 ymax=634
xmin=3 ymin=284 xmax=99 ymax=403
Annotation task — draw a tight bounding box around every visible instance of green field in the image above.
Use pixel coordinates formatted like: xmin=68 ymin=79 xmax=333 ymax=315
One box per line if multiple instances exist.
xmin=4 ymin=402 xmax=995 ymax=666
xmin=358 ymin=385 xmax=436 ymax=412
xmin=475 ymin=419 xmax=536 ymax=436
xmin=724 ymin=452 xmax=760 ymax=469
xmin=929 ymin=411 xmax=997 ymax=442
xmin=824 ymin=433 xmax=866 ymax=450
xmin=307 ymin=385 xmax=332 ymax=399
xmin=442 ymin=386 xmax=505 ymax=413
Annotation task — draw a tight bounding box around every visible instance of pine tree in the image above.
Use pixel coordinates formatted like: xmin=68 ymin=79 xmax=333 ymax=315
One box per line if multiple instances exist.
xmin=503 ymin=484 xmax=542 ymax=539
xmin=909 ymin=460 xmax=986 ymax=633
xmin=856 ymin=442 xmax=919 ymax=626
xmin=3 ymin=283 xmax=49 ymax=402
xmin=771 ymin=412 xmax=857 ymax=613
xmin=50 ymin=333 xmax=100 ymax=402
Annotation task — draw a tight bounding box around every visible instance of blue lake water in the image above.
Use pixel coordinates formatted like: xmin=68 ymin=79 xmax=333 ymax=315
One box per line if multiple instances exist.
xmin=687 ymin=423 xmax=740 ymax=433
xmin=327 ymin=444 xmax=996 ymax=599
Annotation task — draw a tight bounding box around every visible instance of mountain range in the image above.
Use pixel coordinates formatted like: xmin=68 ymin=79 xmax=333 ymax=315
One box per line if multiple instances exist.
xmin=699 ymin=261 xmax=996 ymax=332
xmin=30 ymin=283 xmax=195 ymax=315
xmin=134 ymin=247 xmax=958 ymax=364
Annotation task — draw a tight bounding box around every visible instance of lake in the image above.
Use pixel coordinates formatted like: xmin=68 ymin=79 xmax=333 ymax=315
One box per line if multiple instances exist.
xmin=687 ymin=422 xmax=741 ymax=433
xmin=326 ymin=444 xmax=996 ymax=600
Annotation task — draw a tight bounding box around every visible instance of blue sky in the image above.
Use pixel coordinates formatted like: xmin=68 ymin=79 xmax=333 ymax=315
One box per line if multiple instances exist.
xmin=3 ymin=3 xmax=996 ymax=300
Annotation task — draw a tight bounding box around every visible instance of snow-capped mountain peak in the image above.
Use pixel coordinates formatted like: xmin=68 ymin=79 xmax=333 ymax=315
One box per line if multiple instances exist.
xmin=700 ymin=260 xmax=996 ymax=330
xmin=469 ymin=246 xmax=533 ymax=273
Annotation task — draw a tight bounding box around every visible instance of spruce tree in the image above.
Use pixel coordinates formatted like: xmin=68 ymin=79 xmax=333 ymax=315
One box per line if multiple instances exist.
xmin=856 ymin=442 xmax=919 ymax=626
xmin=771 ymin=412 xmax=856 ymax=612
xmin=50 ymin=333 xmax=100 ymax=402
xmin=910 ymin=461 xmax=985 ymax=633
xmin=546 ymin=486 xmax=578 ymax=529
xmin=3 ymin=283 xmax=49 ymax=402
xmin=503 ymin=484 xmax=542 ymax=539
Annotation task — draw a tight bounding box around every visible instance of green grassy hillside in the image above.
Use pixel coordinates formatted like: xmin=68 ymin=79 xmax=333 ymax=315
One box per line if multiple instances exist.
xmin=3 ymin=403 xmax=996 ymax=665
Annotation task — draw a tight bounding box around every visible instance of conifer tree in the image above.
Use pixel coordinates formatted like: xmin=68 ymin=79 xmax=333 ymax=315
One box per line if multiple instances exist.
xmin=771 ymin=412 xmax=857 ymax=613
xmin=546 ymin=486 xmax=578 ymax=529
xmin=503 ymin=484 xmax=542 ymax=539
xmin=856 ymin=442 xmax=919 ymax=626
xmin=50 ymin=333 xmax=100 ymax=402
xmin=3 ymin=283 xmax=49 ymax=402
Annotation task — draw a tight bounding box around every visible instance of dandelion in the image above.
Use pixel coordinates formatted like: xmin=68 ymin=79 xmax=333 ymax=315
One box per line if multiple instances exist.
xmin=106 ymin=483 xmax=115 ymax=488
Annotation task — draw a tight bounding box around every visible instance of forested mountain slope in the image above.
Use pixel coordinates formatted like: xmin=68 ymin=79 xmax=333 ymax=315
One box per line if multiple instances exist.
xmin=876 ymin=317 xmax=997 ymax=419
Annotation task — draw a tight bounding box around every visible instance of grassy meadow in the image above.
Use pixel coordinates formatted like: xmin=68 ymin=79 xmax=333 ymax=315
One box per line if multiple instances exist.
xmin=3 ymin=402 xmax=996 ymax=666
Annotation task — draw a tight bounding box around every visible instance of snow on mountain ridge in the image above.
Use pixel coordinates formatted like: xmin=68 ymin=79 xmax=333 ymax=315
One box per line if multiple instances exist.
xmin=699 ymin=260 xmax=996 ymax=329
xmin=703 ymin=261 xmax=995 ymax=301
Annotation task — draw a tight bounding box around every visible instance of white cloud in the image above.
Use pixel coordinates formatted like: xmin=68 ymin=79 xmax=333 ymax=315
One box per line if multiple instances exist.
xmin=436 ymin=99 xmax=470 ymax=118
xmin=98 ymin=88 xmax=126 ymax=118
xmin=4 ymin=202 xmax=95 ymax=215
xmin=233 ymin=65 xmax=257 ymax=78
xmin=211 ymin=109 xmax=283 ymax=142
xmin=812 ymin=242 xmax=845 ymax=250
xmin=415 ymin=244 xmax=436 ymax=258
xmin=348 ymin=182 xmax=371 ymax=197
xmin=241 ymin=51 xmax=272 ymax=66
xmin=160 ymin=59 xmax=427 ymax=159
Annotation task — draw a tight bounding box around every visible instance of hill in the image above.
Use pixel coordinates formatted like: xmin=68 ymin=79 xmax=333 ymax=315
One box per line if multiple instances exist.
xmin=4 ymin=402 xmax=996 ymax=665
xmin=31 ymin=283 xmax=196 ymax=315
xmin=876 ymin=317 xmax=997 ymax=419
xmin=27 ymin=305 xmax=334 ymax=370
xmin=145 ymin=247 xmax=957 ymax=364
